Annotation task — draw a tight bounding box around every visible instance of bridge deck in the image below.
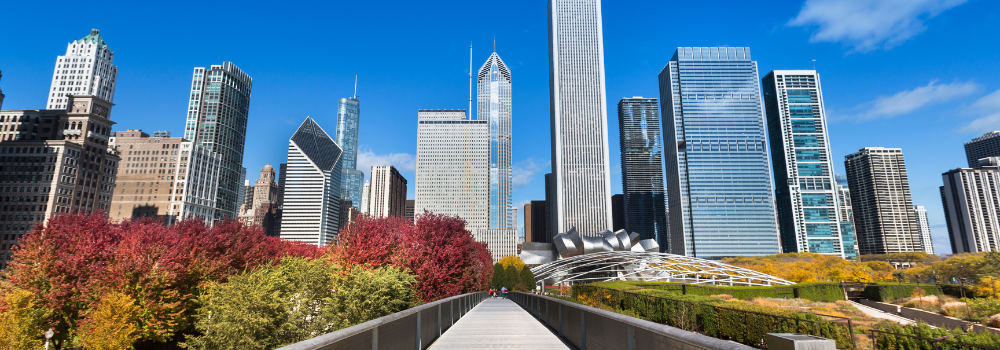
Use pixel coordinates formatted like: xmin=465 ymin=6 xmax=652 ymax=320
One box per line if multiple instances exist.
xmin=429 ymin=298 xmax=570 ymax=350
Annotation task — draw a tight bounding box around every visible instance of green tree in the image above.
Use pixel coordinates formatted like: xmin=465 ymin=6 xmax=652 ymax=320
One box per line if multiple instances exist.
xmin=520 ymin=267 xmax=536 ymax=292
xmin=505 ymin=265 xmax=519 ymax=291
xmin=0 ymin=289 xmax=48 ymax=350
xmin=491 ymin=263 xmax=505 ymax=290
xmin=333 ymin=265 xmax=418 ymax=328
xmin=182 ymin=257 xmax=340 ymax=350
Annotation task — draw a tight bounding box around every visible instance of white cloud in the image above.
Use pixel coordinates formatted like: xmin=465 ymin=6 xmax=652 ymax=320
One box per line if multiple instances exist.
xmin=961 ymin=89 xmax=1000 ymax=133
xmin=859 ymin=81 xmax=978 ymax=119
xmin=512 ymin=158 xmax=549 ymax=192
xmin=355 ymin=146 xmax=416 ymax=181
xmin=788 ymin=0 xmax=966 ymax=52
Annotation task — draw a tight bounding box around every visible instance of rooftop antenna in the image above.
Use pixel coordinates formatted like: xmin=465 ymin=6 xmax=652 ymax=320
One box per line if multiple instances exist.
xmin=812 ymin=59 xmax=816 ymax=71
xmin=353 ymin=75 xmax=358 ymax=99
xmin=493 ymin=36 xmax=496 ymax=53
xmin=469 ymin=42 xmax=473 ymax=120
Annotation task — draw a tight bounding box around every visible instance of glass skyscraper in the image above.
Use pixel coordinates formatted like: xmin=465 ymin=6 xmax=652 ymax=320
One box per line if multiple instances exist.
xmin=183 ymin=62 xmax=253 ymax=220
xmin=658 ymin=47 xmax=781 ymax=259
xmin=335 ymin=96 xmax=363 ymax=210
xmin=617 ymin=97 xmax=668 ymax=251
xmin=477 ymin=49 xmax=513 ymax=230
xmin=548 ymin=0 xmax=614 ymax=236
xmin=762 ymin=70 xmax=849 ymax=258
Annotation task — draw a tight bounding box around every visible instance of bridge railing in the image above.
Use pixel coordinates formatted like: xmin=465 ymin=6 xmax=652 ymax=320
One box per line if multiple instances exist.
xmin=510 ymin=292 xmax=755 ymax=350
xmin=277 ymin=291 xmax=487 ymax=350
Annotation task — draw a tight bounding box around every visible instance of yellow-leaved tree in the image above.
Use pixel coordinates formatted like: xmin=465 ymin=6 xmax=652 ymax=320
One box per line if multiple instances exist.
xmin=973 ymin=276 xmax=1000 ymax=299
xmin=0 ymin=289 xmax=48 ymax=350
xmin=77 ymin=292 xmax=141 ymax=350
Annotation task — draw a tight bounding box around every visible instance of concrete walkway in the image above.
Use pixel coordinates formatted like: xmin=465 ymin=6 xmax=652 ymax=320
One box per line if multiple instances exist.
xmin=429 ymin=298 xmax=571 ymax=350
xmin=849 ymin=301 xmax=916 ymax=325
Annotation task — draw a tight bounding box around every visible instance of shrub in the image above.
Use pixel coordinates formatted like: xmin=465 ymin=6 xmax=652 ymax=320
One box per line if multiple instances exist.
xmin=863 ymin=284 xmax=943 ymax=302
xmin=873 ymin=323 xmax=1000 ymax=349
xmin=77 ymin=292 xmax=141 ymax=350
xmin=940 ymin=302 xmax=969 ymax=317
xmin=0 ymin=289 xmax=48 ymax=350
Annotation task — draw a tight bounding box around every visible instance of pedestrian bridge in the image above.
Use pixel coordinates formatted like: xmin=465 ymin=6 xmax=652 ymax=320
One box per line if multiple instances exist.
xmin=278 ymin=292 xmax=752 ymax=350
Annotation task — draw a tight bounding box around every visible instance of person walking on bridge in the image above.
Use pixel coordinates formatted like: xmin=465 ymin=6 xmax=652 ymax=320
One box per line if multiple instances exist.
xmin=501 ymin=286 xmax=508 ymax=299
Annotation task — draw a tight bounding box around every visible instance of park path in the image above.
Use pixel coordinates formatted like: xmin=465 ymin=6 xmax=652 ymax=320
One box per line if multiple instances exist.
xmin=428 ymin=298 xmax=571 ymax=350
xmin=849 ymin=301 xmax=917 ymax=325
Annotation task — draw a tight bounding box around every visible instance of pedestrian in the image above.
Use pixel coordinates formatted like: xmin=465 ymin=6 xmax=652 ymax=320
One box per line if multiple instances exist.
xmin=501 ymin=286 xmax=508 ymax=299
xmin=488 ymin=288 xmax=493 ymax=298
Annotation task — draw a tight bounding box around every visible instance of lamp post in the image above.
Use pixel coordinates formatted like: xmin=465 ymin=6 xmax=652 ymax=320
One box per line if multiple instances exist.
xmin=44 ymin=328 xmax=54 ymax=350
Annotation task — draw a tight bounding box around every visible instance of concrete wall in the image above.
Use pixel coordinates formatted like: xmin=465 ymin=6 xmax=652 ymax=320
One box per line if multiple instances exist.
xmin=860 ymin=299 xmax=1000 ymax=334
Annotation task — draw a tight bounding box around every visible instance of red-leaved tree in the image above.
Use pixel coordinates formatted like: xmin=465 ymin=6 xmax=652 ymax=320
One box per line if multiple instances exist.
xmin=1 ymin=212 xmax=322 ymax=347
xmin=335 ymin=215 xmax=411 ymax=268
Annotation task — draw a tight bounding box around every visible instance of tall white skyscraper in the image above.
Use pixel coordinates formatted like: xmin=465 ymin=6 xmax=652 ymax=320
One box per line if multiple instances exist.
xmin=365 ymin=165 xmax=407 ymax=218
xmin=477 ymin=48 xmax=513 ymax=230
xmin=183 ymin=62 xmax=252 ymax=221
xmin=548 ymin=0 xmax=613 ymax=237
xmin=415 ymin=109 xmax=515 ymax=261
xmin=47 ymin=29 xmax=118 ymax=109
xmin=280 ymin=118 xmax=343 ymax=246
xmin=941 ymin=161 xmax=1000 ymax=254
xmin=913 ymin=206 xmax=934 ymax=255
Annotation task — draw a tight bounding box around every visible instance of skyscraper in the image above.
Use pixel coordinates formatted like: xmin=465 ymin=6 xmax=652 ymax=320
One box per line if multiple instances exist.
xmin=365 ymin=165 xmax=407 ymax=218
xmin=548 ymin=0 xmax=613 ymax=236
xmin=658 ymin=47 xmax=781 ymax=259
xmin=964 ymin=131 xmax=1000 ymax=168
xmin=279 ymin=118 xmax=343 ymax=246
xmin=941 ymin=161 xmax=1000 ymax=254
xmin=183 ymin=62 xmax=252 ymax=221
xmin=477 ymin=48 xmax=514 ymax=230
xmin=336 ymin=91 xmax=364 ymax=212
xmin=47 ymin=29 xmax=117 ymax=110
xmin=914 ymin=205 xmax=934 ymax=255
xmin=617 ymin=97 xmax=668 ymax=249
xmin=844 ymin=147 xmax=923 ymax=254
xmin=762 ymin=70 xmax=848 ymax=258
xmin=836 ymin=174 xmax=860 ymax=260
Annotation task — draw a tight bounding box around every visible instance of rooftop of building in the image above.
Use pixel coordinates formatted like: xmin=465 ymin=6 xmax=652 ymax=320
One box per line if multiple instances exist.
xmin=967 ymin=131 xmax=1000 ymax=144
xmin=75 ymin=29 xmax=108 ymax=49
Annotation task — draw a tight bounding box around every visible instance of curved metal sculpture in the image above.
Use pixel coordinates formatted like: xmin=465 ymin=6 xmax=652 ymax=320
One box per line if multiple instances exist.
xmin=531 ymin=251 xmax=794 ymax=287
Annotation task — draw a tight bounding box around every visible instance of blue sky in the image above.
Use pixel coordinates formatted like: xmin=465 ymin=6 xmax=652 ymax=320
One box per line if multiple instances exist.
xmin=2 ymin=0 xmax=998 ymax=255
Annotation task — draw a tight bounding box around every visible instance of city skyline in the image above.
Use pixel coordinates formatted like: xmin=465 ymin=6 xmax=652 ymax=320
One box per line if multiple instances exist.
xmin=4 ymin=1 xmax=1000 ymax=254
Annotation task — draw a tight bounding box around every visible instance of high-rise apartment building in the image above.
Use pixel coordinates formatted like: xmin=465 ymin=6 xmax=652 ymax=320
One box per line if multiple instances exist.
xmin=964 ymin=132 xmax=1000 ymax=168
xmin=524 ymin=201 xmax=548 ymax=243
xmin=617 ymin=97 xmax=668 ymax=249
xmin=658 ymin=47 xmax=781 ymax=258
xmin=477 ymin=49 xmax=514 ymax=230
xmin=336 ymin=95 xmax=364 ymax=211
xmin=844 ymin=147 xmax=923 ymax=254
xmin=279 ymin=118 xmax=343 ymax=246
xmin=47 ymin=29 xmax=117 ymax=110
xmin=1 ymin=95 xmax=120 ymax=268
xmin=548 ymin=0 xmax=613 ymax=237
xmin=835 ymin=175 xmax=859 ymax=259
xmin=941 ymin=161 xmax=1000 ymax=253
xmin=415 ymin=109 xmax=514 ymax=261
xmin=365 ymin=165 xmax=407 ymax=218
xmin=913 ymin=205 xmax=934 ymax=255
xmin=109 ymin=130 xmax=220 ymax=224
xmin=360 ymin=180 xmax=370 ymax=215
xmin=183 ymin=62 xmax=252 ymax=221
xmin=762 ymin=70 xmax=848 ymax=258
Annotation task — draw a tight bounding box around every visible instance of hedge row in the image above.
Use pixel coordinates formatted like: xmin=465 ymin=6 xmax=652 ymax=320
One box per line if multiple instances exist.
xmin=872 ymin=323 xmax=1000 ymax=350
xmin=604 ymin=281 xmax=846 ymax=302
xmin=574 ymin=284 xmax=856 ymax=349
xmin=863 ymin=284 xmax=943 ymax=301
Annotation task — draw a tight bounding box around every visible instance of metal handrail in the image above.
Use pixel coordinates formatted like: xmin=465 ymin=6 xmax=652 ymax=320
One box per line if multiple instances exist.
xmin=276 ymin=291 xmax=487 ymax=350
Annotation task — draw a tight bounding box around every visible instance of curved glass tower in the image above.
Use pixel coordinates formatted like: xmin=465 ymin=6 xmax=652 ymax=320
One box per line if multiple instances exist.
xmin=335 ymin=96 xmax=363 ymax=210
xmin=477 ymin=50 xmax=513 ymax=230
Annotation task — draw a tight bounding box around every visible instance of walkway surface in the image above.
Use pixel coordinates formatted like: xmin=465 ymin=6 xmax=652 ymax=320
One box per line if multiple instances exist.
xmin=429 ymin=298 xmax=571 ymax=350
xmin=849 ymin=301 xmax=916 ymax=325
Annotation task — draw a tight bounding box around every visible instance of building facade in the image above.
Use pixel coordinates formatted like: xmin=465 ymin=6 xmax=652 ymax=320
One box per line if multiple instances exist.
xmin=913 ymin=205 xmax=934 ymax=255
xmin=941 ymin=164 xmax=1000 ymax=254
xmin=405 ymin=199 xmax=415 ymax=222
xmin=477 ymin=50 xmax=514 ymax=230
xmin=617 ymin=97 xmax=668 ymax=249
xmin=548 ymin=0 xmax=614 ymax=237
xmin=167 ymin=141 xmax=221 ymax=224
xmin=524 ymin=200 xmax=548 ymax=243
xmin=844 ymin=147 xmax=923 ymax=254
xmin=1 ymin=95 xmax=120 ymax=268
xmin=279 ymin=118 xmax=343 ymax=246
xmin=47 ymin=29 xmax=117 ymax=109
xmin=336 ymin=96 xmax=364 ymax=211
xmin=762 ymin=70 xmax=848 ymax=258
xmin=658 ymin=47 xmax=781 ymax=259
xmin=964 ymin=131 xmax=1000 ymax=168
xmin=365 ymin=165 xmax=407 ymax=218
xmin=835 ymin=175 xmax=860 ymax=259
xmin=183 ymin=62 xmax=252 ymax=221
